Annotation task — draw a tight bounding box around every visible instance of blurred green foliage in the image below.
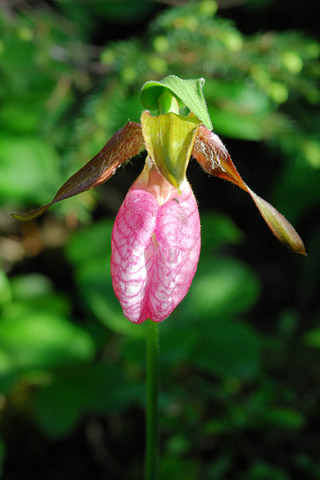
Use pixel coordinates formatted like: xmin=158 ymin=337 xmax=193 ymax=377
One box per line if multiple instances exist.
xmin=0 ymin=0 xmax=319 ymax=479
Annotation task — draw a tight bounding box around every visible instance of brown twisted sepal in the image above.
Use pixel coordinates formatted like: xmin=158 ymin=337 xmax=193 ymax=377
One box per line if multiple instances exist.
xmin=192 ymin=126 xmax=307 ymax=256
xmin=12 ymin=122 xmax=144 ymax=221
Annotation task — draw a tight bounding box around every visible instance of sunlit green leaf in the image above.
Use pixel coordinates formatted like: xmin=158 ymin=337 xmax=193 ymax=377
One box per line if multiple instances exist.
xmin=0 ymin=313 xmax=94 ymax=372
xmin=0 ymin=100 xmax=42 ymax=133
xmin=66 ymin=220 xmax=114 ymax=266
xmin=208 ymin=107 xmax=267 ymax=141
xmin=181 ymin=257 xmax=260 ymax=319
xmin=0 ymin=137 xmax=60 ymax=204
xmin=10 ymin=274 xmax=54 ymax=300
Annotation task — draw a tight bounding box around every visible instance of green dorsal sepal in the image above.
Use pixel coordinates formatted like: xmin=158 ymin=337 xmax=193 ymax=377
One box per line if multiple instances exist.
xmin=141 ymin=111 xmax=201 ymax=189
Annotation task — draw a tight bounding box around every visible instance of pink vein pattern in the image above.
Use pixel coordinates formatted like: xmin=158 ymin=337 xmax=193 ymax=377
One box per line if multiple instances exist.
xmin=111 ymin=170 xmax=201 ymax=323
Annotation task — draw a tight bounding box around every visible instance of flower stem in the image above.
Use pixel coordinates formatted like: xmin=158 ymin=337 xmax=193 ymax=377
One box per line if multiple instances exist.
xmin=145 ymin=320 xmax=160 ymax=480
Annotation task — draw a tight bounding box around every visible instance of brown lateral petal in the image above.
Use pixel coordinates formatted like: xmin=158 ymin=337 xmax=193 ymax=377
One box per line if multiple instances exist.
xmin=192 ymin=126 xmax=247 ymax=191
xmin=12 ymin=122 xmax=144 ymax=221
xmin=193 ymin=126 xmax=307 ymax=255
xmin=246 ymin=187 xmax=307 ymax=256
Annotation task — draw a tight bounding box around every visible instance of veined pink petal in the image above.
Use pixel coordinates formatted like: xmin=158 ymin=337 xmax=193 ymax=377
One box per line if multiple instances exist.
xmin=111 ymin=163 xmax=201 ymax=323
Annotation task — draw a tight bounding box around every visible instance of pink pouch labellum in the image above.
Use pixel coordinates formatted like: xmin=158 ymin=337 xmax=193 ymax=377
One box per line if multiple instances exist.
xmin=111 ymin=169 xmax=201 ymax=324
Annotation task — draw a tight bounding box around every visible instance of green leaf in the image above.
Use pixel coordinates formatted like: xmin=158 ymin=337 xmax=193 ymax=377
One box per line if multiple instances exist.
xmin=200 ymin=212 xmax=244 ymax=252
xmin=207 ymin=107 xmax=267 ymax=141
xmin=34 ymin=363 xmax=143 ymax=437
xmin=141 ymin=75 xmax=213 ymax=130
xmin=66 ymin=219 xmax=114 ymax=266
xmin=174 ymin=257 xmax=261 ymax=380
xmin=304 ymin=328 xmax=320 ymax=348
xmin=0 ymin=349 xmax=16 ymax=393
xmin=262 ymin=407 xmax=305 ymax=429
xmin=0 ymin=312 xmax=95 ymax=372
xmin=244 ymin=461 xmax=290 ymax=480
xmin=7 ymin=274 xmax=71 ymax=318
xmin=10 ymin=273 xmax=54 ymax=300
xmin=0 ymin=136 xmax=60 ymax=204
xmin=0 ymin=100 xmax=42 ymax=134
xmin=204 ymin=79 xmax=272 ymax=140
xmin=0 ymin=270 xmax=11 ymax=307
xmin=160 ymin=457 xmax=200 ymax=480
xmin=190 ymin=316 xmax=261 ymax=380
xmin=180 ymin=257 xmax=260 ymax=319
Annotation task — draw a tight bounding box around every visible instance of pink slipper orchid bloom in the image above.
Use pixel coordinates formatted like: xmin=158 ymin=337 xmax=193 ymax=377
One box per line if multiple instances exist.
xmin=111 ymin=158 xmax=200 ymax=323
xmin=13 ymin=76 xmax=306 ymax=324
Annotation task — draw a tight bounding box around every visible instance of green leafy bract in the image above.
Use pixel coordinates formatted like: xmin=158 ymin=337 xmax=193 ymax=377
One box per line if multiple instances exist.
xmin=140 ymin=75 xmax=213 ymax=130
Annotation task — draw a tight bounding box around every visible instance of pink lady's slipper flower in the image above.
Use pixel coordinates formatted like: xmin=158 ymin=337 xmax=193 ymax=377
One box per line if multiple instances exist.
xmin=111 ymin=158 xmax=200 ymax=323
xmin=13 ymin=76 xmax=306 ymax=324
